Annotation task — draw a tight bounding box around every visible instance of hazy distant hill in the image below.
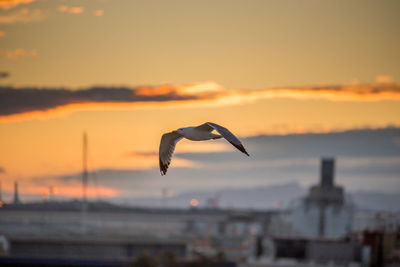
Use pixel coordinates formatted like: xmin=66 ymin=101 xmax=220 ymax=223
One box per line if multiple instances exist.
xmin=351 ymin=191 xmax=400 ymax=212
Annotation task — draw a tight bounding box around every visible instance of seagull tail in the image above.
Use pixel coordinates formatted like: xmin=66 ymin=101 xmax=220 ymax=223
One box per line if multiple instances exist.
xmin=212 ymin=135 xmax=222 ymax=140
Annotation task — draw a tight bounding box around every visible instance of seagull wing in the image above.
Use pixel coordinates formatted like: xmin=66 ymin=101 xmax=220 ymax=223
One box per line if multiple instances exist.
xmin=194 ymin=123 xmax=214 ymax=132
xmin=159 ymin=131 xmax=184 ymax=175
xmin=198 ymin=122 xmax=249 ymax=156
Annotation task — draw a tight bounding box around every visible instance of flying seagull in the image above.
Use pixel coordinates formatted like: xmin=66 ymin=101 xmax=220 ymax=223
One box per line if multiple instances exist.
xmin=159 ymin=122 xmax=249 ymax=175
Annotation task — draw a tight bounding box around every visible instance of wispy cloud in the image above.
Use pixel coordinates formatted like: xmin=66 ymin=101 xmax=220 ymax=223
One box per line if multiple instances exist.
xmin=0 ymin=48 xmax=37 ymax=60
xmin=58 ymin=5 xmax=84 ymax=14
xmin=0 ymin=82 xmax=399 ymax=122
xmin=6 ymin=48 xmax=25 ymax=59
xmin=376 ymin=75 xmax=393 ymax=84
xmin=0 ymin=72 xmax=10 ymax=79
xmin=0 ymin=167 xmax=5 ymax=174
xmin=240 ymin=83 xmax=400 ymax=102
xmin=0 ymin=8 xmax=44 ymax=24
xmin=94 ymin=10 xmax=104 ymax=17
xmin=0 ymin=31 xmax=5 ymax=37
xmin=0 ymin=0 xmax=35 ymax=10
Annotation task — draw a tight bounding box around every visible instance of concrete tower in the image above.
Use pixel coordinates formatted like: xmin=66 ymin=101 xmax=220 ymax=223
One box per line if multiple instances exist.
xmin=291 ymin=158 xmax=353 ymax=238
xmin=321 ymin=158 xmax=335 ymax=188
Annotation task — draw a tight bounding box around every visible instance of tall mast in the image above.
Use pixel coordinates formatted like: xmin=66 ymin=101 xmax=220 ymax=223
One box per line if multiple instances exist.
xmin=0 ymin=177 xmax=2 ymax=204
xmin=82 ymin=132 xmax=88 ymax=204
xmin=81 ymin=132 xmax=88 ymax=234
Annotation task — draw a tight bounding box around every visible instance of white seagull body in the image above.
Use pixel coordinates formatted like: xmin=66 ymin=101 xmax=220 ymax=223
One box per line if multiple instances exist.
xmin=159 ymin=122 xmax=249 ymax=175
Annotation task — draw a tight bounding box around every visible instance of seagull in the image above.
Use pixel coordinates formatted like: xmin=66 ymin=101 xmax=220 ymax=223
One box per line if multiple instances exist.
xmin=159 ymin=122 xmax=249 ymax=175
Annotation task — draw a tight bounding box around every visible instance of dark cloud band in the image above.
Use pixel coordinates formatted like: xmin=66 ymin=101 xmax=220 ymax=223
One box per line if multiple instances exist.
xmin=1 ymin=82 xmax=399 ymax=118
xmin=0 ymin=86 xmax=196 ymax=116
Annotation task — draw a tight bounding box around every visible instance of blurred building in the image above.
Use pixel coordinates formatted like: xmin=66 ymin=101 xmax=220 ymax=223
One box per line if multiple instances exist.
xmin=2 ymin=157 xmax=398 ymax=266
xmin=0 ymin=201 xmax=275 ymax=264
xmin=359 ymin=230 xmax=400 ymax=267
xmin=291 ymin=158 xmax=353 ymax=238
xmin=7 ymin=235 xmax=186 ymax=264
xmin=353 ymin=211 xmax=400 ymax=232
xmin=272 ymin=237 xmax=361 ymax=265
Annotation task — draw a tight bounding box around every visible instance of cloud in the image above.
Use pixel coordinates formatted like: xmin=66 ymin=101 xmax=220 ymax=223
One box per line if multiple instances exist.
xmin=0 ymin=167 xmax=5 ymax=174
xmin=237 ymin=83 xmax=400 ymax=103
xmin=0 ymin=49 xmax=37 ymax=60
xmin=0 ymin=84 xmax=198 ymax=117
xmin=94 ymin=10 xmax=104 ymax=17
xmin=376 ymin=75 xmax=393 ymax=84
xmin=0 ymin=8 xmax=44 ymax=24
xmin=0 ymin=0 xmax=35 ymax=10
xmin=0 ymin=72 xmax=10 ymax=79
xmin=7 ymin=48 xmax=25 ymax=59
xmin=0 ymin=31 xmax=5 ymax=37
xmin=58 ymin=5 xmax=84 ymax=14
xmin=0 ymin=82 xmax=399 ymax=121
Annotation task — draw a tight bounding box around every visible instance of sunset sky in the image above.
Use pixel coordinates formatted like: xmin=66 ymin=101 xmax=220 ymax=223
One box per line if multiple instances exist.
xmin=0 ymin=0 xmax=399 ymax=204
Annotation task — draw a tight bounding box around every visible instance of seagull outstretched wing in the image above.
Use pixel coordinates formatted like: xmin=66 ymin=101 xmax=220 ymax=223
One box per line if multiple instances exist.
xmin=195 ymin=122 xmax=249 ymax=156
xmin=159 ymin=131 xmax=183 ymax=175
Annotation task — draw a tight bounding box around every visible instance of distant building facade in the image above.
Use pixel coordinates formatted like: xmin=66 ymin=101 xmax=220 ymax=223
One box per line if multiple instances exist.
xmin=291 ymin=158 xmax=353 ymax=238
xmin=353 ymin=210 xmax=400 ymax=232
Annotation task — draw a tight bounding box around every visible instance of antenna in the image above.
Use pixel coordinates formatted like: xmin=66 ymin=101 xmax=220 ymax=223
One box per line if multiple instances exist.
xmin=81 ymin=132 xmax=88 ymax=234
xmin=82 ymin=132 xmax=88 ymax=204
xmin=0 ymin=177 xmax=2 ymax=205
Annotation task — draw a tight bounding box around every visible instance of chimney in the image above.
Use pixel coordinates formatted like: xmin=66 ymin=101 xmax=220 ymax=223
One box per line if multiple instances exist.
xmin=320 ymin=158 xmax=335 ymax=188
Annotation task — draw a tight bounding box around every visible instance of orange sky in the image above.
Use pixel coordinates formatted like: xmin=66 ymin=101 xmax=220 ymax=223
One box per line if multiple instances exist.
xmin=1 ymin=84 xmax=399 ymax=199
